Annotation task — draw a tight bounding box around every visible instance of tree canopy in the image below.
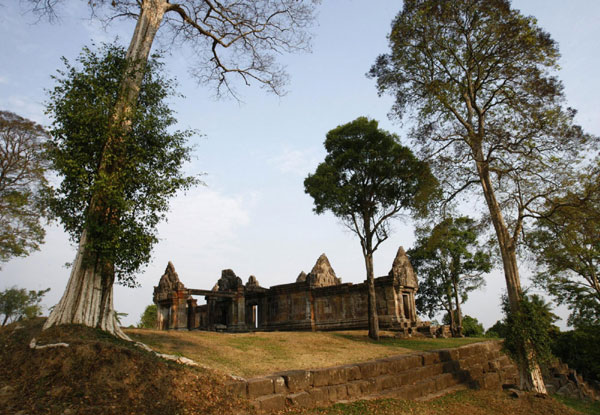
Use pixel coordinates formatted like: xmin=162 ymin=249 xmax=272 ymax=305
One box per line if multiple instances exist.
xmin=369 ymin=0 xmax=596 ymax=392
xmin=45 ymin=43 xmax=199 ymax=285
xmin=0 ymin=111 xmax=48 ymax=267
xmin=304 ymin=116 xmax=438 ymax=340
xmin=0 ymin=286 xmax=50 ymax=326
xmin=528 ymin=164 xmax=600 ymax=328
xmin=409 ymin=216 xmax=490 ymax=336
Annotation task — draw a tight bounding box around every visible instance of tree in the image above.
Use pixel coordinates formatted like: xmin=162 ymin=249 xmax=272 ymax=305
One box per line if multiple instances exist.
xmin=503 ymin=293 xmax=559 ymax=373
xmin=460 ymin=314 xmax=484 ymax=337
xmin=44 ymin=44 xmax=198 ymax=339
xmin=28 ymin=0 xmax=319 ymax=338
xmin=486 ymin=319 xmax=509 ymax=338
xmin=0 ymin=111 xmax=48 ymax=267
xmin=528 ymin=165 xmax=600 ymax=328
xmin=304 ymin=117 xmax=437 ymax=340
xmin=0 ymin=286 xmax=50 ymax=326
xmin=138 ymin=304 xmax=157 ymax=329
xmin=409 ymin=216 xmax=490 ymax=336
xmin=369 ymin=0 xmax=595 ymax=392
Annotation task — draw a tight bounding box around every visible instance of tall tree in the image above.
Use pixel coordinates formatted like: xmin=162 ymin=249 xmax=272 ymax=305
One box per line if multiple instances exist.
xmin=304 ymin=117 xmax=437 ymax=340
xmin=409 ymin=216 xmax=490 ymax=336
xmin=0 ymin=111 xmax=48 ymax=267
xmin=369 ymin=0 xmax=595 ymax=391
xmin=44 ymin=44 xmax=198 ymax=339
xmin=28 ymin=0 xmax=319 ymax=337
xmin=528 ymin=164 xmax=600 ymax=328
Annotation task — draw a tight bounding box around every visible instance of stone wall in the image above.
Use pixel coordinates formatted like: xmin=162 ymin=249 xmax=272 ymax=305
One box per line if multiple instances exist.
xmin=226 ymin=341 xmax=518 ymax=412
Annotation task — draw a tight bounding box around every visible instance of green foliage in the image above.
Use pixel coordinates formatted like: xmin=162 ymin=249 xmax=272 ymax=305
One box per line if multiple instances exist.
xmin=304 ymin=117 xmax=438 ymax=252
xmin=461 ymin=315 xmax=484 ymax=337
xmin=410 ymin=216 xmax=490 ymax=329
xmin=0 ymin=286 xmax=50 ymax=326
xmin=45 ymin=43 xmax=199 ymax=285
xmin=370 ymin=0 xmax=593 ymax=279
xmin=138 ymin=304 xmax=157 ymax=329
xmin=552 ymin=325 xmax=600 ymax=383
xmin=0 ymin=111 xmax=48 ymax=266
xmin=485 ymin=320 xmax=509 ymax=338
xmin=502 ymin=294 xmax=557 ymax=370
xmin=528 ymin=166 xmax=600 ymax=328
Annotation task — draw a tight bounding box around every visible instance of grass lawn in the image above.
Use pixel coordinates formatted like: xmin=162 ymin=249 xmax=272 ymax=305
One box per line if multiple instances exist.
xmin=126 ymin=328 xmax=488 ymax=377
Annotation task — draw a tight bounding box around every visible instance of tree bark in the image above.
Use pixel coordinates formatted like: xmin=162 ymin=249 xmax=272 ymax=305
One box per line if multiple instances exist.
xmin=452 ymin=277 xmax=463 ymax=337
xmin=474 ymin=148 xmax=547 ymax=393
xmin=44 ymin=0 xmax=168 ymax=339
xmin=364 ymin=251 xmax=379 ymax=341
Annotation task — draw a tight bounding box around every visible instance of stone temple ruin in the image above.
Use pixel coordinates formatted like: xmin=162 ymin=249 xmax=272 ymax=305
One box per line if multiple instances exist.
xmin=153 ymin=247 xmax=441 ymax=337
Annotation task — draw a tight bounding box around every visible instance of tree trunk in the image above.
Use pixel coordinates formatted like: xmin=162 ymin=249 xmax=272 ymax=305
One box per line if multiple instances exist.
xmin=474 ymin=151 xmax=547 ymax=393
xmin=452 ymin=277 xmax=463 ymax=337
xmin=43 ymin=1 xmax=168 ymax=339
xmin=2 ymin=314 xmax=9 ymax=327
xmin=364 ymin=251 xmax=379 ymax=340
xmin=445 ymin=287 xmax=456 ymax=336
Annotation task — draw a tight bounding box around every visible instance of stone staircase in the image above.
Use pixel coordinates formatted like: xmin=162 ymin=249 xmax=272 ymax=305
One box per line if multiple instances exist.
xmin=226 ymin=341 xmax=519 ymax=412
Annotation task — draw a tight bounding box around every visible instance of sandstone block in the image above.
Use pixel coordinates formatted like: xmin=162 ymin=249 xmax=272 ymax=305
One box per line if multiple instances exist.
xmin=325 ymin=366 xmax=348 ymax=385
xmin=311 ymin=368 xmax=330 ymax=387
xmin=342 ymin=364 xmax=362 ymax=381
xmin=482 ymin=372 xmax=501 ymax=390
xmin=434 ymin=373 xmax=458 ymax=390
xmin=346 ymin=381 xmax=363 ymax=398
xmin=256 ymin=394 xmax=286 ymax=412
xmin=438 ymin=348 xmax=459 ymax=362
xmin=387 ymin=354 xmax=423 ymax=373
xmin=423 ymin=352 xmax=441 ymax=366
xmin=247 ymin=377 xmax=274 ymax=398
xmin=286 ymin=391 xmax=313 ymax=407
xmin=268 ymin=376 xmax=287 ymax=394
xmin=281 ymin=370 xmax=312 ymax=392
xmin=308 ymin=387 xmax=328 ymax=404
xmin=326 ymin=384 xmax=348 ymax=401
xmin=357 ymin=361 xmax=384 ymax=378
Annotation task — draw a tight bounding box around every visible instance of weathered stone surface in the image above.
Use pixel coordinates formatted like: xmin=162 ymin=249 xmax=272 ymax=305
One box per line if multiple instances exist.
xmin=308 ymin=387 xmax=328 ymax=404
xmin=246 ymin=275 xmax=261 ymax=289
xmin=286 ymin=391 xmax=313 ymax=407
xmin=268 ymin=376 xmax=287 ymax=394
xmin=388 ymin=246 xmax=418 ymax=288
xmin=156 ymin=262 xmax=185 ymax=292
xmin=342 ymin=365 xmax=362 ymax=381
xmin=326 ymin=384 xmax=348 ymax=401
xmin=346 ymin=381 xmax=363 ymax=398
xmin=482 ymin=372 xmax=501 ymax=389
xmin=247 ymin=378 xmax=274 ymax=398
xmin=256 ymin=394 xmax=286 ymax=412
xmin=306 ymin=254 xmax=341 ymax=287
xmin=281 ymin=370 xmax=312 ymax=392
xmin=296 ymin=271 xmax=307 ymax=283
xmin=385 ymin=354 xmax=423 ymax=373
xmin=218 ymin=269 xmax=243 ymax=291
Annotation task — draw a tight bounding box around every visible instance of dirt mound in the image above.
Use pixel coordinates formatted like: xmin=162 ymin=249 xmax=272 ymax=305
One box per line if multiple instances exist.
xmin=0 ymin=319 xmax=248 ymax=415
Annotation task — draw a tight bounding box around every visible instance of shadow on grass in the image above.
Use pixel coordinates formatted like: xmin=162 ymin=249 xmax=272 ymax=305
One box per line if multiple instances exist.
xmin=553 ymin=394 xmax=600 ymax=415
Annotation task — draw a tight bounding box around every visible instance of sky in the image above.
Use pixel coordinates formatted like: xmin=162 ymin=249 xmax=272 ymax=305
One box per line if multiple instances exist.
xmin=1 ymin=1 xmax=599 ymax=329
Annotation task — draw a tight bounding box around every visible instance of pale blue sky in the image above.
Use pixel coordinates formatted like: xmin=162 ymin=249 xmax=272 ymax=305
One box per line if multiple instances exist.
xmin=1 ymin=1 xmax=598 ymax=328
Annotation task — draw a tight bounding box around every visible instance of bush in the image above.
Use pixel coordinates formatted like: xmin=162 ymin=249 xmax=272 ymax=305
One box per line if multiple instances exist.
xmin=462 ymin=315 xmax=484 ymax=337
xmin=552 ymin=325 xmax=600 ymax=382
xmin=138 ymin=304 xmax=157 ymax=329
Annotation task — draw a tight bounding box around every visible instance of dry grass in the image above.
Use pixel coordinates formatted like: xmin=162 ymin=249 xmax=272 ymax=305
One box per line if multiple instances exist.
xmin=125 ymin=328 xmax=484 ymax=378
xmin=290 ymin=389 xmax=587 ymax=415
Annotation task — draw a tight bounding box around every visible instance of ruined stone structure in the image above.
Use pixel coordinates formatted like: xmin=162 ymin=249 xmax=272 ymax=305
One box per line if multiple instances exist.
xmin=153 ymin=247 xmax=431 ymax=335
